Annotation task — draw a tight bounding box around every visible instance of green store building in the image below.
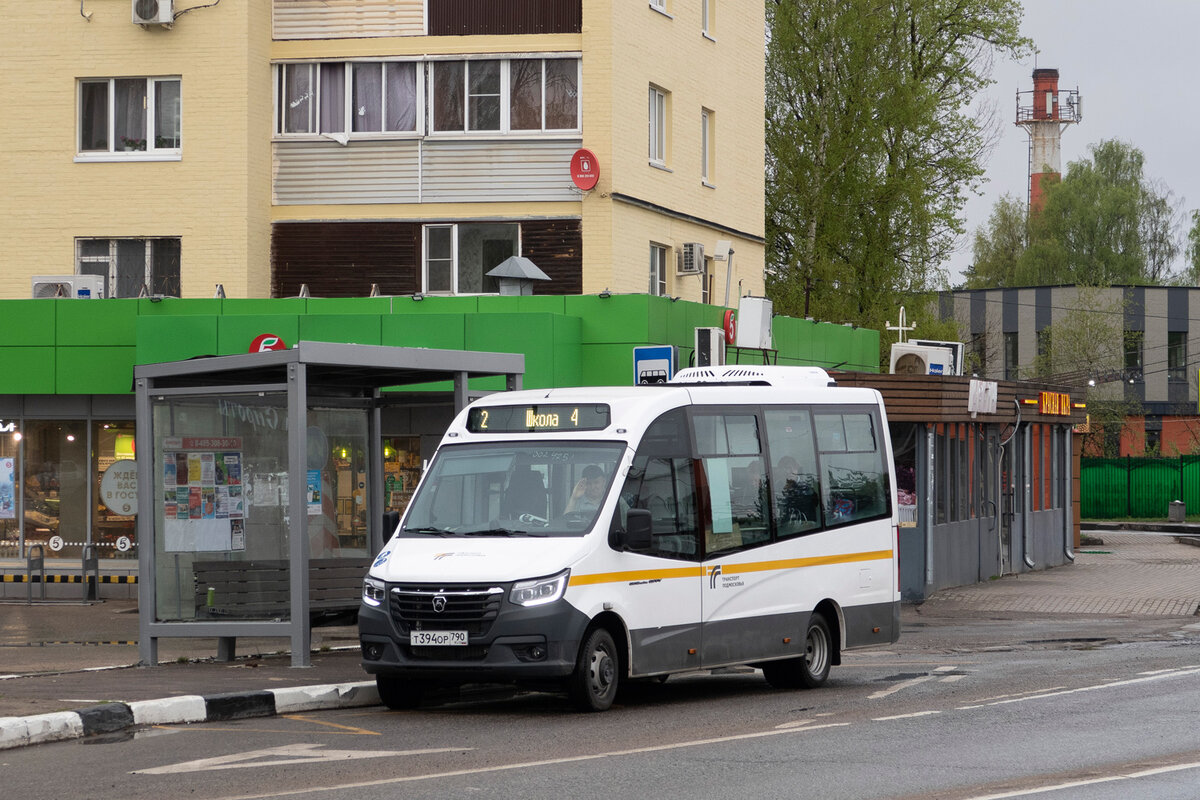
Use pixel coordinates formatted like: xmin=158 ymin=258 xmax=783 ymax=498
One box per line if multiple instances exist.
xmin=0 ymin=295 xmax=877 ymax=587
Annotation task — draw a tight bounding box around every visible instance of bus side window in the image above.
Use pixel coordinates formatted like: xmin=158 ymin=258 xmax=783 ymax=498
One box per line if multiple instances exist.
xmin=764 ymin=407 xmax=821 ymax=537
xmin=693 ymin=411 xmax=769 ymax=555
xmin=813 ymin=410 xmax=890 ymax=526
xmin=614 ymin=409 xmax=700 ymax=560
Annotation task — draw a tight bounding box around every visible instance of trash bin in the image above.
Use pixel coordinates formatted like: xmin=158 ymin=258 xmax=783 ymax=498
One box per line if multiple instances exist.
xmin=1169 ymin=500 xmax=1186 ymax=523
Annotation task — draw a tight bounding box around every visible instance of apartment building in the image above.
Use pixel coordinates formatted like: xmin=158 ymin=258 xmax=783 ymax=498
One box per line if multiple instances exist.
xmin=3 ymin=0 xmax=764 ymax=302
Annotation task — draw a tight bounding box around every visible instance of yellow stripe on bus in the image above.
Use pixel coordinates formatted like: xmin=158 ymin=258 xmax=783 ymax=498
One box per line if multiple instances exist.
xmin=569 ymin=549 xmax=893 ymax=587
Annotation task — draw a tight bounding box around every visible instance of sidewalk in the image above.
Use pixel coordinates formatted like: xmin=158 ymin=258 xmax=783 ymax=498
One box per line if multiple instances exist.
xmin=3 ymin=529 xmax=1200 ymax=749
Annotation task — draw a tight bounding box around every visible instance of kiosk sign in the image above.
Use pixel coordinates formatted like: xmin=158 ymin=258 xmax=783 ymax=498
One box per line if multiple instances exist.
xmin=100 ymin=459 xmax=139 ymax=516
xmin=570 ymin=148 xmax=600 ymax=191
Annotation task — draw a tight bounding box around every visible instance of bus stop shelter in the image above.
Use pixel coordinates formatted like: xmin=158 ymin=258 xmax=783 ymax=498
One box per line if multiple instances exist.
xmin=134 ymin=341 xmax=524 ymax=667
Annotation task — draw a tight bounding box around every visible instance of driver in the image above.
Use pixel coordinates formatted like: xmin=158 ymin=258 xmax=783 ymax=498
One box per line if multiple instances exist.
xmin=566 ymin=464 xmax=606 ymax=513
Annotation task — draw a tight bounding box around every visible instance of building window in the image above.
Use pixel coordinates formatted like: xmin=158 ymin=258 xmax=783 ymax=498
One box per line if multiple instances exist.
xmin=1003 ymin=332 xmax=1018 ymax=380
xmin=78 ymin=77 xmax=181 ymax=158
xmin=76 ymin=238 xmax=181 ymax=297
xmin=701 ymin=108 xmax=713 ymax=184
xmin=1124 ymin=329 xmax=1144 ymax=382
xmin=432 ymin=59 xmax=579 ymax=134
xmin=1036 ymin=328 xmax=1052 ymax=377
xmin=650 ymin=0 xmax=669 ymax=13
xmin=277 ymin=61 xmax=419 ymax=136
xmin=649 ymin=86 xmax=667 ymax=164
xmin=702 ymin=0 xmax=713 ymax=36
xmin=650 ymin=244 xmax=668 ymax=296
xmin=1168 ymin=331 xmax=1187 ymax=382
xmin=422 ymin=223 xmax=519 ymax=294
xmin=701 ymin=256 xmax=712 ymax=304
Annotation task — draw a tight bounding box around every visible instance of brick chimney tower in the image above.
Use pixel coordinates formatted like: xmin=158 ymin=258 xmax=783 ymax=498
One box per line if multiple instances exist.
xmin=1015 ymin=68 xmax=1081 ymax=214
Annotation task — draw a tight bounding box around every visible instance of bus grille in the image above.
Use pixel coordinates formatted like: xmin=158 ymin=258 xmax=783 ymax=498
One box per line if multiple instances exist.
xmin=389 ymin=584 xmax=504 ymax=636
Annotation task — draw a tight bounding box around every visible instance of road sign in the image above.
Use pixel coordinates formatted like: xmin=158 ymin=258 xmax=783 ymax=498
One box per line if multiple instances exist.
xmin=633 ymin=345 xmax=676 ymax=385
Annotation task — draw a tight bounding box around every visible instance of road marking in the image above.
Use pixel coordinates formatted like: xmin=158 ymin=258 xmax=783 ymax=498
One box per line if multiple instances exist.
xmin=980 ymin=665 xmax=1200 ymax=707
xmin=964 ymin=688 xmax=1068 ymax=706
xmin=207 ymin=724 xmax=852 ymax=798
xmin=872 ymin=710 xmax=941 ymax=721
xmin=957 ymin=759 xmax=1200 ymax=799
xmin=869 ymin=673 xmax=934 ymax=699
xmin=132 ymin=744 xmax=465 ymax=775
xmin=280 ymin=715 xmax=380 ymax=736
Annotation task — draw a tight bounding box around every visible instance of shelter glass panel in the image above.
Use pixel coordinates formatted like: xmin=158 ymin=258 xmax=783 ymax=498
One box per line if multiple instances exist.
xmin=151 ymin=393 xmax=290 ymax=623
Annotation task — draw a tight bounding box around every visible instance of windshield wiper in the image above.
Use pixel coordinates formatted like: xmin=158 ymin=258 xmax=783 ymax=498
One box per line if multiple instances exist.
xmin=461 ymin=528 xmax=547 ymax=537
xmin=405 ymin=526 xmax=455 ymax=537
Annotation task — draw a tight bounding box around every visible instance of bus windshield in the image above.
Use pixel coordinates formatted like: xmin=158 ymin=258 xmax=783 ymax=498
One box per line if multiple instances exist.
xmin=401 ymin=441 xmax=626 ymax=537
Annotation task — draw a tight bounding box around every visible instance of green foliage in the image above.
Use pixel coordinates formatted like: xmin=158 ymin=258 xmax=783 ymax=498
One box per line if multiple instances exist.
xmin=766 ymin=0 xmax=1031 ymax=334
xmin=1183 ymin=210 xmax=1200 ymax=285
xmin=970 ymin=140 xmax=1185 ymax=287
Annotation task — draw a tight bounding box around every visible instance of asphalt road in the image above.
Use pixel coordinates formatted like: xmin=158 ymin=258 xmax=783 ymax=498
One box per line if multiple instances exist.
xmin=5 ymin=622 xmax=1200 ymax=800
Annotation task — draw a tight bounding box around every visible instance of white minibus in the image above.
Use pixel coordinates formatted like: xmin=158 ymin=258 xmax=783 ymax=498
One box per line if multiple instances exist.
xmin=359 ymin=365 xmax=899 ymax=711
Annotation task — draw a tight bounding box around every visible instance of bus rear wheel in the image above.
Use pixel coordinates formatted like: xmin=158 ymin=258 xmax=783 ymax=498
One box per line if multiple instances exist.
xmin=762 ymin=611 xmax=833 ymax=690
xmin=568 ymin=627 xmax=619 ymax=711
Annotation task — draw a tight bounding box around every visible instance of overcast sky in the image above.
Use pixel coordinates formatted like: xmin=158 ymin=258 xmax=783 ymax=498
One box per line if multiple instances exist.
xmin=947 ymin=0 xmax=1200 ymax=285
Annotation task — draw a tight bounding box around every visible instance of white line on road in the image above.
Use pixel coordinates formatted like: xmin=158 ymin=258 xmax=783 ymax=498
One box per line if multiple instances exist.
xmin=980 ymin=665 xmax=1200 ymax=707
xmin=957 ymin=759 xmax=1200 ymax=799
xmin=208 ymin=723 xmax=852 ymax=799
xmin=132 ymin=744 xmax=466 ymax=775
xmin=869 ymin=673 xmax=934 ymax=699
xmin=872 ymin=710 xmax=942 ymax=721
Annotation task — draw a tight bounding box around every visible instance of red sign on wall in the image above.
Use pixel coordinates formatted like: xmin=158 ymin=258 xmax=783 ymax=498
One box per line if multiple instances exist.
xmin=249 ymin=334 xmax=288 ymax=353
xmin=571 ymin=148 xmax=600 ymax=191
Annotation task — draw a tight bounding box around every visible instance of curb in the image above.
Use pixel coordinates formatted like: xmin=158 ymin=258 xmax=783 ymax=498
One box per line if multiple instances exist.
xmin=0 ymin=681 xmax=379 ymax=751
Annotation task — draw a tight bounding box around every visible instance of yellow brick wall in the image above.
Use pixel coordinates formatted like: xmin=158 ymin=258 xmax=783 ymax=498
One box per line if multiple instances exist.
xmin=0 ymin=2 xmax=271 ymax=299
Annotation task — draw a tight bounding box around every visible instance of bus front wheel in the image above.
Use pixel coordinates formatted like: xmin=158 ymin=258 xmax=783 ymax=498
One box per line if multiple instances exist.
xmin=763 ymin=611 xmax=833 ymax=690
xmin=569 ymin=627 xmax=619 ymax=711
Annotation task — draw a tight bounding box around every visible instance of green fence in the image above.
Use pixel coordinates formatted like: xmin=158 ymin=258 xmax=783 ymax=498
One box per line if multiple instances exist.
xmin=1081 ymin=456 xmax=1200 ymax=519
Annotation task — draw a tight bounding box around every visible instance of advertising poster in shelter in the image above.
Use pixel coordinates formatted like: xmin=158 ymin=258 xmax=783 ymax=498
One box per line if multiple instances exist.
xmin=162 ymin=437 xmax=245 ymax=551
xmin=0 ymin=457 xmax=13 ymax=519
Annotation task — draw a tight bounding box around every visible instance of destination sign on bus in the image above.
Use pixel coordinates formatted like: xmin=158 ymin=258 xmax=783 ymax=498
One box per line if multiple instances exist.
xmin=467 ymin=404 xmax=610 ymax=433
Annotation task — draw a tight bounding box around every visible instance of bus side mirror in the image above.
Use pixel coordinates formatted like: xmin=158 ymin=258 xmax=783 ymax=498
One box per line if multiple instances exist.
xmin=381 ymin=510 xmax=400 ymax=540
xmin=622 ymin=509 xmax=653 ymax=552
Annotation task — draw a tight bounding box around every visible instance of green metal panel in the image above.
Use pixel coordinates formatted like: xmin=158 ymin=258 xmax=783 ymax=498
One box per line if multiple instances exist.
xmin=305 ymin=297 xmax=394 ymax=316
xmin=478 ymin=295 xmax=568 ymax=316
xmin=136 ymin=298 xmax=224 ymax=316
xmin=580 ymin=343 xmax=643 ymax=386
xmin=381 ymin=314 xmax=466 ymax=351
xmin=0 ymin=348 xmax=55 ymax=393
xmin=135 ymin=316 xmax=219 ymax=365
xmin=1081 ymin=455 xmax=1200 ymax=519
xmin=220 ymin=298 xmax=308 ymax=316
xmin=217 ymin=315 xmax=301 ymax=355
xmin=0 ymin=301 xmax=56 ymax=346
xmin=771 ymin=316 xmax=800 ymax=364
xmin=299 ymin=315 xmax=383 ymax=346
xmin=802 ymin=323 xmax=830 ymax=369
xmin=56 ymin=347 xmax=136 ymax=394
xmin=55 ymin=299 xmax=138 ymax=346
xmin=664 ymin=295 xmax=690 ymax=346
xmin=398 ymin=296 xmax=480 ymax=315
xmin=551 ymin=314 xmax=583 ymax=388
xmin=466 ymin=313 xmax=555 ymax=387
xmin=564 ymin=295 xmax=655 ymax=343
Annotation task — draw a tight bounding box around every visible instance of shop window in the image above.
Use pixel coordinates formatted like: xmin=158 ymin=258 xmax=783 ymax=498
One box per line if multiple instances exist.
xmin=383 ymin=436 xmax=422 ymax=517
xmin=93 ymin=421 xmax=138 ymax=560
xmin=23 ymin=421 xmax=89 ymax=560
xmin=422 ymin=223 xmax=518 ymax=294
xmin=0 ymin=425 xmax=18 ymax=558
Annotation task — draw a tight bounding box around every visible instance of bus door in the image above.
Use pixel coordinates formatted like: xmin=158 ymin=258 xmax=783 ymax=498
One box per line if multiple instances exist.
xmin=693 ymin=411 xmax=792 ymax=667
xmin=613 ymin=409 xmax=703 ymax=676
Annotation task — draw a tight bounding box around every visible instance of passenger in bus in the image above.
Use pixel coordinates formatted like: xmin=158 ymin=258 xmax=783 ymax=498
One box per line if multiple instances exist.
xmin=566 ymin=464 xmax=607 ymax=513
xmin=776 ymin=455 xmax=818 ymax=528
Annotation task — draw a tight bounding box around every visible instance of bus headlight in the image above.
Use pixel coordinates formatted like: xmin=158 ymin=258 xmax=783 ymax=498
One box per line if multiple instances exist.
xmin=363 ymin=577 xmax=387 ymax=607
xmin=510 ymin=570 xmax=570 ymax=607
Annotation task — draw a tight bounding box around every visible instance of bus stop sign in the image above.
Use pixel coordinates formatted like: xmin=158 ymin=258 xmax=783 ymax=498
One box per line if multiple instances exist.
xmin=632 ymin=345 xmax=676 ymax=385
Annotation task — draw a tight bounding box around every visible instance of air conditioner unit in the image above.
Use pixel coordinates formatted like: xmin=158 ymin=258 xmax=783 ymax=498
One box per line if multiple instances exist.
xmin=695 ymin=327 xmax=726 ymax=367
xmin=132 ymin=0 xmax=174 ymax=25
xmin=889 ymin=343 xmax=956 ymax=376
xmin=677 ymin=242 xmax=704 ymax=275
xmin=31 ymin=275 xmax=105 ymax=299
xmin=911 ymin=339 xmax=965 ymax=376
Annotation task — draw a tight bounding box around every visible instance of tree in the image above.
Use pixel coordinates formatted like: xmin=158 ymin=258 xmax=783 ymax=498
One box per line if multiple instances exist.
xmin=1023 ymin=287 xmax=1139 ymax=457
xmin=1182 ymin=210 xmax=1200 ymax=285
xmin=969 ymin=140 xmax=1185 ymax=287
xmin=766 ymin=0 xmax=1031 ymax=342
xmin=962 ymin=193 xmax=1027 ymax=288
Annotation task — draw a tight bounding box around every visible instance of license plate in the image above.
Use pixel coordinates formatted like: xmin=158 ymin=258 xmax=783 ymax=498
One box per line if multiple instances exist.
xmin=411 ymin=630 xmax=468 ymax=647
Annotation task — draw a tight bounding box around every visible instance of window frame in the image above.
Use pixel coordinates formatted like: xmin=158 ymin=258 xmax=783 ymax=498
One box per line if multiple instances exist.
xmin=1168 ymin=331 xmax=1187 ymax=382
xmin=75 ymin=237 xmax=182 ymax=298
xmin=275 ymin=59 xmax=424 ymax=140
xmin=702 ymin=0 xmax=714 ymax=38
xmin=649 ymin=243 xmax=669 ymax=296
xmin=76 ymin=77 xmax=182 ymax=162
xmin=427 ymin=57 xmax=581 ymax=136
xmin=421 ymin=223 xmax=522 ymax=295
xmin=649 ymin=85 xmax=667 ymax=165
xmin=700 ymin=107 xmax=714 ymax=185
